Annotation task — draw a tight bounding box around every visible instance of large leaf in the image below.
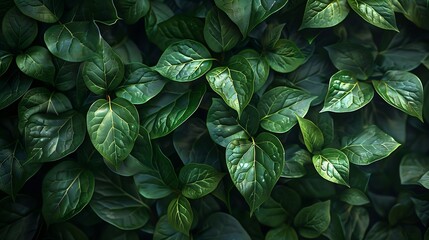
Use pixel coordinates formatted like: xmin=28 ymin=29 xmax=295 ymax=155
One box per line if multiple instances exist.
xmin=237 ymin=49 xmax=270 ymax=92
xmin=294 ymin=200 xmax=331 ymax=238
xmin=179 ymin=163 xmax=224 ymax=199
xmin=154 ymin=39 xmax=213 ymax=82
xmin=139 ymin=83 xmax=206 ymax=139
xmin=301 ymin=0 xmax=349 ymax=29
xmin=90 ymin=170 xmax=150 ymax=230
xmin=2 ymin=7 xmax=38 ymax=49
xmin=195 ymin=212 xmax=251 ymax=240
xmin=44 ymin=21 xmax=101 ymax=62
xmin=249 ymin=0 xmax=288 ymax=32
xmin=114 ymin=0 xmax=150 ymax=24
xmin=322 ymin=70 xmax=374 ymax=113
xmin=116 ymin=63 xmax=167 ymax=105
xmin=297 ymin=117 xmax=324 ymax=153
xmin=14 ymin=0 xmax=64 ymax=23
xmin=226 ymin=132 xmax=285 ymax=213
xmin=167 ymin=195 xmax=193 ymax=236
xmin=0 ymin=50 xmax=13 ymax=77
xmin=373 ymin=70 xmax=424 ymax=121
xmin=264 ymin=39 xmax=306 ymax=73
xmin=258 ymin=86 xmax=316 ymax=133
xmin=204 ymin=8 xmax=241 ymax=53
xmin=341 ymin=125 xmax=400 ymax=165
xmin=214 ymin=0 xmax=251 ymax=36
xmin=400 ymin=154 xmax=429 ymax=187
xmin=16 ymin=46 xmax=55 ymax=84
xmin=87 ymin=97 xmax=139 ymax=167
xmin=82 ymin=40 xmax=124 ymax=95
xmin=25 ymin=110 xmax=86 ymax=162
xmin=154 ymin=215 xmax=190 ymax=240
xmin=42 ymin=161 xmax=94 ymax=224
xmin=206 ymin=55 xmax=254 ymax=116
xmin=0 ymin=71 xmax=32 ymax=111
xmin=347 ymin=0 xmax=398 ymax=31
xmin=312 ymin=148 xmax=350 ymax=186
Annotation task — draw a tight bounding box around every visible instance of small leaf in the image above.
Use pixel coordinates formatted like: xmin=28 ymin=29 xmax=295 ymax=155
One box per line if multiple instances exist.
xmin=179 ymin=163 xmax=224 ymax=199
xmin=266 ymin=224 xmax=298 ymax=240
xmin=153 ymin=215 xmax=190 ymax=240
xmin=154 ymin=39 xmax=213 ymax=82
xmin=312 ymin=148 xmax=349 ymax=186
xmin=261 ymin=23 xmax=285 ymax=49
xmin=0 ymin=71 xmax=32 ymax=111
xmin=204 ymin=8 xmax=241 ymax=53
xmin=264 ymin=39 xmax=306 ymax=73
xmin=214 ymin=0 xmax=251 ymax=36
xmin=42 ymin=161 xmax=94 ymax=224
xmin=373 ymin=70 xmax=424 ymax=121
xmin=400 ymin=154 xmax=429 ymax=186
xmin=237 ymin=49 xmax=270 ymax=92
xmin=297 ymin=116 xmax=324 ymax=153
xmin=14 ymin=0 xmax=64 ymax=23
xmin=418 ymin=172 xmax=429 ymax=189
xmin=167 ymin=195 xmax=193 ymax=236
xmin=16 ymin=46 xmax=55 ymax=84
xmin=2 ymin=7 xmax=38 ymax=50
xmin=322 ymin=70 xmax=374 ymax=113
xmin=294 ymin=200 xmax=331 ymax=238
xmin=114 ymin=0 xmax=150 ymax=24
xmin=347 ymin=0 xmax=398 ymax=31
xmin=301 ymin=0 xmax=350 ymax=29
xmin=339 ymin=188 xmax=370 ymax=206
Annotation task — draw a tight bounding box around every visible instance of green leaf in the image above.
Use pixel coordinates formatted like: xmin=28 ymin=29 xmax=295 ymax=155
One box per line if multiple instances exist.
xmin=100 ymin=225 xmax=139 ymax=240
xmin=0 ymin=195 xmax=40 ymax=240
xmin=261 ymin=23 xmax=285 ymax=49
xmin=204 ymin=7 xmax=241 ymax=53
xmin=16 ymin=46 xmax=55 ymax=84
xmin=214 ymin=0 xmax=251 ymax=36
xmin=312 ymin=148 xmax=349 ymax=186
xmin=154 ymin=39 xmax=213 ymax=82
xmin=322 ymin=70 xmax=374 ymax=113
xmin=154 ymin=215 xmax=190 ymax=240
xmin=373 ymin=70 xmax=424 ymax=121
xmin=301 ymin=0 xmax=350 ymax=29
xmin=179 ymin=163 xmax=224 ymax=199
xmin=258 ymin=86 xmax=316 ymax=133
xmin=249 ymin=0 xmax=288 ymax=31
xmin=46 ymin=222 xmax=89 ymax=240
xmin=297 ymin=116 xmax=324 ymax=153
xmin=87 ymin=97 xmax=139 ymax=167
xmin=325 ymin=42 xmax=374 ymax=80
xmin=14 ymin=0 xmax=64 ymax=23
xmin=294 ymin=200 xmax=331 ymax=238
xmin=255 ymin=197 xmax=288 ymax=227
xmin=44 ymin=21 xmax=101 ymax=62
xmin=114 ymin=0 xmax=150 ymax=24
xmin=335 ymin=205 xmax=370 ymax=240
xmin=400 ymin=154 xmax=429 ymax=186
xmin=42 ymin=161 xmax=94 ymax=224
xmin=339 ymin=188 xmax=370 ymax=206
xmin=52 ymin=58 xmax=79 ymax=91
xmin=116 ymin=63 xmax=167 ymax=105
xmin=0 ymin=50 xmax=13 ymax=77
xmin=226 ymin=132 xmax=285 ymax=214
xmin=90 ymin=170 xmax=150 ymax=230
xmin=167 ymin=195 xmax=193 ymax=236
xmin=25 ymin=110 xmax=86 ymax=162
xmin=206 ymin=55 xmax=254 ymax=116
xmin=347 ymin=0 xmax=398 ymax=31
xmin=264 ymin=39 xmax=306 ymax=73
xmin=139 ymin=83 xmax=206 ymax=139
xmin=266 ymin=224 xmax=298 ymax=240
xmin=411 ymin=198 xmax=429 ymax=227
xmin=2 ymin=7 xmax=38 ymax=50
xmin=0 ymin=71 xmax=32 ymax=111
xmin=83 ymin=40 xmax=124 ymax=95
xmin=207 ymin=98 xmax=259 ymax=147
xmin=237 ymin=49 xmax=270 ymax=92
xmin=112 ymin=38 xmax=142 ymax=64
xmin=92 ymin=0 xmax=120 ymax=25
xmin=134 ymin=145 xmax=179 ymax=199
xmin=282 ymin=145 xmax=311 ymax=178
xmin=195 ymin=212 xmax=251 ymax=240
xmin=341 ymin=125 xmax=400 ymax=165
xmin=418 ymin=172 xmax=429 ymax=189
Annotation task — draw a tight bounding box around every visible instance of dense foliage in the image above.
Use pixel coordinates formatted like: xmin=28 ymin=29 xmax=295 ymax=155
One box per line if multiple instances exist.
xmin=1 ymin=0 xmax=429 ymax=239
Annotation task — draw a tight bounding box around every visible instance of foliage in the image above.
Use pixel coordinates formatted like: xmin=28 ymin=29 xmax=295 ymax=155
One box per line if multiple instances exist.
xmin=1 ymin=0 xmax=429 ymax=239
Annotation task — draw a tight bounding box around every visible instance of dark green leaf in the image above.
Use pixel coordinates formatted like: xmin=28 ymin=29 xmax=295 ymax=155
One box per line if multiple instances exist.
xmin=337 ymin=205 xmax=370 ymax=240
xmin=254 ymin=197 xmax=288 ymax=227
xmin=249 ymin=0 xmax=288 ymax=33
xmin=0 ymin=71 xmax=32 ymax=111
xmin=266 ymin=224 xmax=298 ymax=240
xmin=100 ymin=225 xmax=139 ymax=240
xmin=214 ymin=0 xmax=251 ymax=36
xmin=25 ymin=110 xmax=86 ymax=162
xmin=347 ymin=0 xmax=398 ymax=31
xmin=114 ymin=0 xmax=150 ymax=24
xmin=139 ymin=83 xmax=206 ymax=139
xmin=112 ymin=38 xmax=142 ymax=64
xmin=312 ymin=148 xmax=349 ymax=186
xmin=237 ymin=49 xmax=270 ymax=92
xmin=2 ymin=7 xmax=38 ymax=49
xmin=206 ymin=55 xmax=254 ymax=116
xmin=258 ymin=86 xmax=315 ymax=133
xmin=264 ymin=39 xmax=306 ymax=73
xmin=16 ymin=46 xmax=55 ymax=84
xmin=116 ymin=63 xmax=167 ymax=104
xmin=226 ymin=132 xmax=285 ymax=214
xmin=373 ymin=70 xmax=424 ymax=121
xmin=87 ymin=98 xmax=139 ymax=167
xmin=14 ymin=0 xmax=64 ymax=23
xmin=282 ymin=145 xmax=310 ymax=178
xmin=0 ymin=50 xmax=13 ymax=77
xmin=154 ymin=39 xmax=213 ymax=82
xmin=204 ymin=8 xmax=241 ymax=53
xmin=261 ymin=23 xmax=285 ymax=49
xmin=341 ymin=125 xmax=400 ymax=165
xmin=301 ymin=0 xmax=349 ymax=29
xmin=92 ymin=0 xmax=119 ymax=25
xmin=167 ymin=195 xmax=193 ymax=236
xmin=322 ymin=70 xmax=374 ymax=113
xmin=46 ymin=222 xmax=89 ymax=240
xmin=365 ymin=222 xmax=406 ymax=240
xmin=154 ymin=215 xmax=190 ymax=240
xmin=400 ymin=154 xmax=429 ymax=187
xmin=179 ymin=163 xmax=224 ymax=199
xmin=297 ymin=116 xmax=324 ymax=153
xmin=411 ymin=198 xmax=429 ymax=227
xmin=195 ymin=212 xmax=251 ymax=240
xmin=52 ymin=58 xmax=79 ymax=91
xmin=339 ymin=188 xmax=370 ymax=206
xmin=294 ymin=200 xmax=331 ymax=238
xmin=44 ymin=21 xmax=101 ymax=62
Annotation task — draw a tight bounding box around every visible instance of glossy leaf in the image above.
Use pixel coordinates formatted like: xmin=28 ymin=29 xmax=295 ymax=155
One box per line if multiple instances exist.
xmin=341 ymin=125 xmax=400 ymax=165
xmin=2 ymin=7 xmax=38 ymax=50
xmin=294 ymin=200 xmax=331 ymax=238
xmin=114 ymin=0 xmax=150 ymax=24
xmin=264 ymin=39 xmax=306 ymax=73
xmin=195 ymin=212 xmax=251 ymax=240
xmin=237 ymin=49 xmax=270 ymax=92
xmin=214 ymin=0 xmax=251 ymax=36
xmin=281 ymin=145 xmax=310 ymax=178
xmin=266 ymin=224 xmax=298 ymax=240
xmin=154 ymin=40 xmax=213 ymax=82
xmin=42 ymin=161 xmax=94 ymax=224
xmin=258 ymin=86 xmax=316 ymax=133
xmin=0 ymin=50 xmax=13 ymax=77
xmin=14 ymin=0 xmax=64 ymax=23
xmin=16 ymin=46 xmax=55 ymax=84
xmin=0 ymin=71 xmax=32 ymax=111
xmin=167 ymin=195 xmax=193 ymax=236
xmin=226 ymin=132 xmax=285 ymax=214
xmin=297 ymin=116 xmax=324 ymax=153
xmin=204 ymin=8 xmax=241 ymax=53
xmin=347 ymin=0 xmax=398 ymax=31
xmin=400 ymin=154 xmax=429 ymax=187
xmin=179 ymin=163 xmax=224 ymax=199
xmin=154 ymin=215 xmax=190 ymax=240
xmin=301 ymin=0 xmax=349 ymax=29
xmin=52 ymin=58 xmax=80 ymax=91
xmin=249 ymin=0 xmax=288 ymax=32
xmin=373 ymin=70 xmax=424 ymax=121
xmin=322 ymin=70 xmax=374 ymax=113
xmin=312 ymin=148 xmax=349 ymax=186
xmin=206 ymin=55 xmax=254 ymax=116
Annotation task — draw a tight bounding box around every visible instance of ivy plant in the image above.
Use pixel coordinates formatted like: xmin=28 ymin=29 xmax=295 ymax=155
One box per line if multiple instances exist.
xmin=1 ymin=0 xmax=429 ymax=239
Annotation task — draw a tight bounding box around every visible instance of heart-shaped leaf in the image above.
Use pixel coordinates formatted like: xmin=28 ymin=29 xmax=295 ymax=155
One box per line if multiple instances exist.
xmin=179 ymin=163 xmax=224 ymax=199
xmin=312 ymin=148 xmax=349 ymax=186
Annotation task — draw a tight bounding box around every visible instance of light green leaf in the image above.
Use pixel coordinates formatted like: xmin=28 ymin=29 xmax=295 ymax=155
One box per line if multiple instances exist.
xmin=2 ymin=7 xmax=38 ymax=50
xmin=16 ymin=46 xmax=55 ymax=84
xmin=154 ymin=215 xmax=190 ymax=240
xmin=206 ymin=55 xmax=254 ymax=116
xmin=347 ymin=0 xmax=398 ymax=31
xmin=179 ymin=163 xmax=224 ymax=199
xmin=322 ymin=70 xmax=374 ymax=113
xmin=400 ymin=154 xmax=429 ymax=187
xmin=301 ymin=0 xmax=349 ymax=29
xmin=42 ymin=161 xmax=94 ymax=224
xmin=0 ymin=50 xmax=13 ymax=77
xmin=258 ymin=86 xmax=316 ymax=133
xmin=168 ymin=195 xmax=193 ymax=236
xmin=226 ymin=132 xmax=285 ymax=214
xmin=0 ymin=71 xmax=32 ymax=111
xmin=297 ymin=116 xmax=324 ymax=153
xmin=339 ymin=188 xmax=370 ymax=206
xmin=341 ymin=125 xmax=400 ymax=165
xmin=312 ymin=148 xmax=349 ymax=186
xmin=14 ymin=0 xmax=64 ymax=23
xmin=114 ymin=0 xmax=150 ymax=24
xmin=214 ymin=0 xmax=251 ymax=36
xmin=195 ymin=212 xmax=251 ymax=240
xmin=249 ymin=0 xmax=288 ymax=33
xmin=154 ymin=39 xmax=213 ymax=82
xmin=264 ymin=39 xmax=306 ymax=73
xmin=294 ymin=200 xmax=331 ymax=238
xmin=237 ymin=49 xmax=270 ymax=92
xmin=266 ymin=224 xmax=298 ymax=240
xmin=373 ymin=70 xmax=424 ymax=121
xmin=204 ymin=8 xmax=241 ymax=53
xmin=87 ymin=98 xmax=139 ymax=167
